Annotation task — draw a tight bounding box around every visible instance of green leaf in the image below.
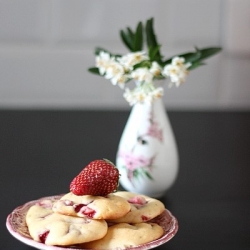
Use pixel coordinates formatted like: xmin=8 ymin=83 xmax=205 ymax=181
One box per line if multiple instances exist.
xmin=145 ymin=18 xmax=163 ymax=63
xmin=120 ymin=23 xmax=143 ymax=52
xmin=145 ymin=18 xmax=157 ymax=48
xmin=198 ymin=47 xmax=222 ymax=61
xmin=181 ymin=51 xmax=201 ymax=63
xmin=120 ymin=30 xmax=134 ymax=51
xmin=188 ymin=61 xmax=206 ymax=70
xmin=127 ymin=27 xmax=135 ymax=40
xmin=148 ymin=45 xmax=162 ymax=62
xmin=88 ymin=67 xmax=101 ymax=75
xmin=133 ymin=21 xmax=143 ymax=51
xmin=188 ymin=47 xmax=221 ymax=70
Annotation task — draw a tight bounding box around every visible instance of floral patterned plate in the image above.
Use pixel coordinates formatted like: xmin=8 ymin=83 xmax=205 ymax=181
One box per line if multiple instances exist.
xmin=6 ymin=195 xmax=178 ymax=250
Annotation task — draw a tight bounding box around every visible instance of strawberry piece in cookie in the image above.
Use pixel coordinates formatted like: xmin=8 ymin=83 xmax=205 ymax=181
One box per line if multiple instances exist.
xmin=36 ymin=199 xmax=53 ymax=209
xmin=39 ymin=230 xmax=50 ymax=244
xmin=128 ymin=196 xmax=147 ymax=207
xmin=73 ymin=204 xmax=96 ymax=218
xmin=141 ymin=215 xmax=150 ymax=221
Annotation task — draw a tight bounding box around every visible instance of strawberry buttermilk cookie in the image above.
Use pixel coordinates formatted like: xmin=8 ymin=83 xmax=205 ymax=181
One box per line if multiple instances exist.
xmin=81 ymin=222 xmax=164 ymax=249
xmin=53 ymin=192 xmax=131 ymax=220
xmin=109 ymin=191 xmax=165 ymax=223
xmin=26 ymin=200 xmax=107 ymax=246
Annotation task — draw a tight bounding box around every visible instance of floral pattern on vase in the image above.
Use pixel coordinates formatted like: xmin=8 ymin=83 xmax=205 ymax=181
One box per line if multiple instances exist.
xmin=117 ymin=106 xmax=164 ymax=185
xmin=116 ymin=99 xmax=179 ymax=198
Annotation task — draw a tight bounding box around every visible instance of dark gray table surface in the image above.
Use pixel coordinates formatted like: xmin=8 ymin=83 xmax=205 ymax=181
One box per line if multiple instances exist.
xmin=1 ymin=110 xmax=250 ymax=250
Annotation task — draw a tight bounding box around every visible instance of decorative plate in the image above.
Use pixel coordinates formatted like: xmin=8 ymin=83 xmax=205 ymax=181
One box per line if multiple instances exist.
xmin=6 ymin=195 xmax=178 ymax=250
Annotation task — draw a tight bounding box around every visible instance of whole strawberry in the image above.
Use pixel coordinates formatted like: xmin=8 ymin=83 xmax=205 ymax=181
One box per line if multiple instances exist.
xmin=70 ymin=159 xmax=119 ymax=196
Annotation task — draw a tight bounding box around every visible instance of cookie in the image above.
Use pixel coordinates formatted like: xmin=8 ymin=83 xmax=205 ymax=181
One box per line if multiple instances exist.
xmin=109 ymin=191 xmax=165 ymax=223
xmin=81 ymin=222 xmax=164 ymax=249
xmin=26 ymin=200 xmax=108 ymax=246
xmin=52 ymin=192 xmax=131 ymax=220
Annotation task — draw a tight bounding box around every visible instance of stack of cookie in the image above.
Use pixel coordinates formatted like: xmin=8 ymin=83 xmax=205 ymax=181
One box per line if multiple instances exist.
xmin=26 ymin=191 xmax=166 ymax=249
xmin=26 ymin=159 xmax=166 ymax=249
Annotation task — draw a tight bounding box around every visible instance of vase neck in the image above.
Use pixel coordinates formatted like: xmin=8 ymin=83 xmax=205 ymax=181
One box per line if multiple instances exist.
xmin=133 ymin=98 xmax=164 ymax=109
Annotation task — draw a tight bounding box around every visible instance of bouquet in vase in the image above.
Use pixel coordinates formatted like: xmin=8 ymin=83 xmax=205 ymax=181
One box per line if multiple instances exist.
xmin=88 ymin=17 xmax=221 ymax=105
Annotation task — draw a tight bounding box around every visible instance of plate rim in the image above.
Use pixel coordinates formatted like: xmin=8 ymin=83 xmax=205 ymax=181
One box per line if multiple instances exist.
xmin=6 ymin=194 xmax=178 ymax=250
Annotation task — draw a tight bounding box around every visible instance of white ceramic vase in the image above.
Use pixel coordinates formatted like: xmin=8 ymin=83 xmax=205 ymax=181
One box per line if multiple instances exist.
xmin=116 ymin=98 xmax=179 ymax=198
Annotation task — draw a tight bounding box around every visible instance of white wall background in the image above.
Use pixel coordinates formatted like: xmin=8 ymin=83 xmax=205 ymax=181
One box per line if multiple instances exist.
xmin=0 ymin=0 xmax=249 ymax=110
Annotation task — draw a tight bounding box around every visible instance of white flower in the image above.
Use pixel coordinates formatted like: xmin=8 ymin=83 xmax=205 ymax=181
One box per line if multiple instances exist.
xmin=104 ymin=61 xmax=125 ymax=81
xmin=149 ymin=61 xmax=162 ymax=77
xmin=118 ymin=51 xmax=149 ymax=71
xmin=171 ymin=56 xmax=192 ymax=68
xmin=124 ymin=84 xmax=164 ymax=105
xmin=110 ymin=74 xmax=129 ymax=88
xmin=123 ymin=87 xmax=147 ymax=105
xmin=130 ymin=67 xmax=154 ymax=83
xmin=151 ymin=87 xmax=164 ymax=99
xmin=143 ymin=86 xmax=164 ymax=103
xmin=162 ymin=64 xmax=176 ymax=77
xmin=163 ymin=64 xmax=187 ymax=86
xmin=172 ymin=57 xmax=185 ymax=67
xmin=95 ymin=51 xmax=114 ymax=75
xmin=162 ymin=57 xmax=190 ymax=87
xmin=123 ymin=88 xmax=137 ymax=106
